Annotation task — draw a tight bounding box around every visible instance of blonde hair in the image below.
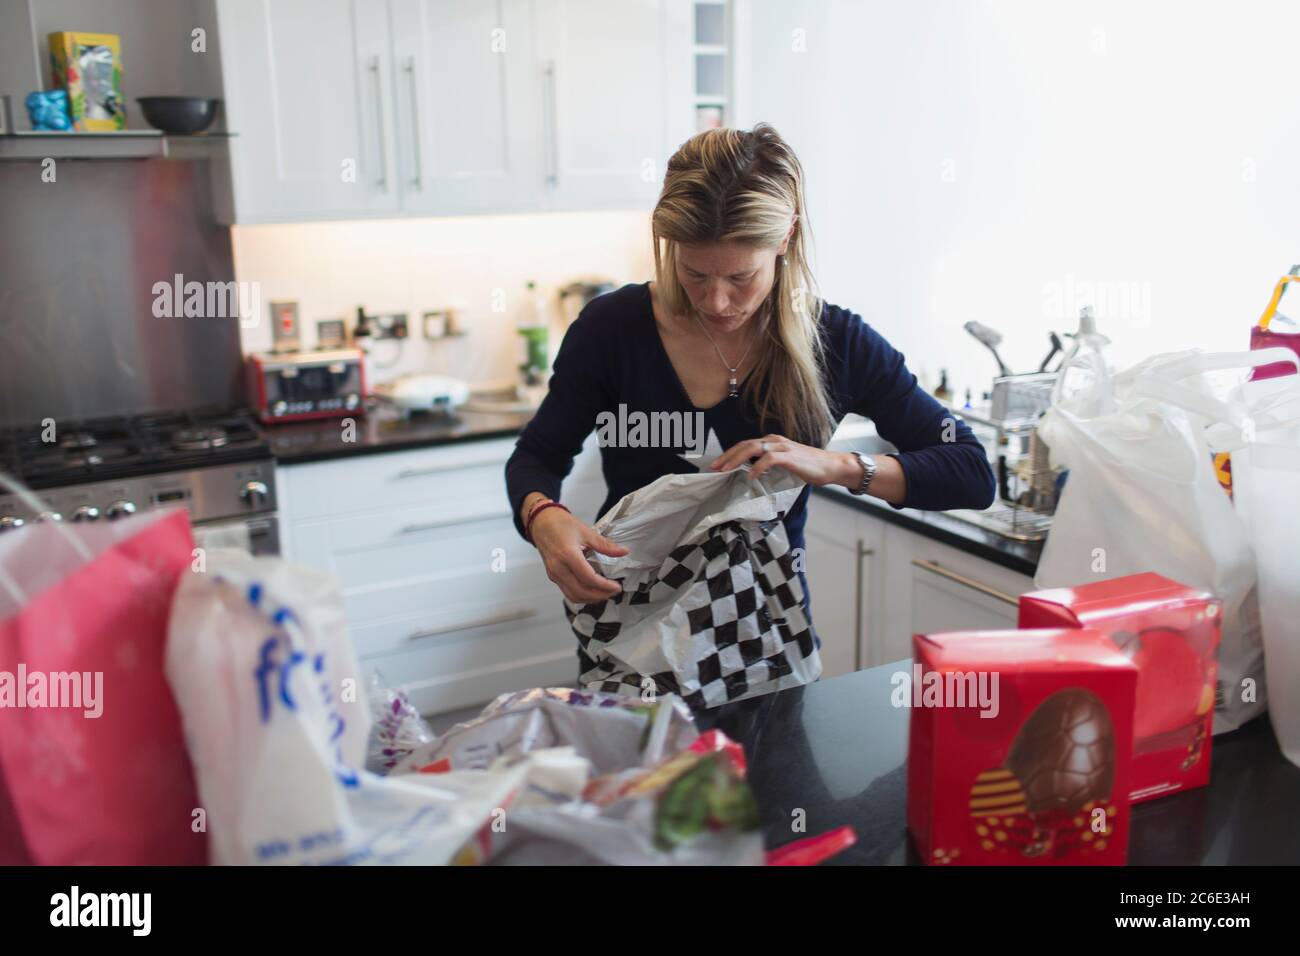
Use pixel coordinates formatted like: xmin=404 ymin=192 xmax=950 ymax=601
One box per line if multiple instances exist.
xmin=651 ymin=123 xmax=834 ymax=447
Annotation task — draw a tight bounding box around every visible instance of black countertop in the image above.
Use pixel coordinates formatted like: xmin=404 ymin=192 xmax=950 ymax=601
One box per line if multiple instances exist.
xmin=265 ymin=403 xmax=535 ymax=465
xmin=811 ymin=484 xmax=1043 ymax=577
xmin=698 ymin=661 xmax=1300 ymax=865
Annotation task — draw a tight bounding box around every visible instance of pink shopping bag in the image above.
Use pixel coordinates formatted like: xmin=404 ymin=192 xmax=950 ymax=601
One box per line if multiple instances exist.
xmin=0 ymin=506 xmax=208 ymax=865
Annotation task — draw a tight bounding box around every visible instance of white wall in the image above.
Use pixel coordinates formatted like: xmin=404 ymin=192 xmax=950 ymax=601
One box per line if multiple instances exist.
xmin=738 ymin=0 xmax=1300 ymax=399
xmin=230 ymin=209 xmax=654 ymax=387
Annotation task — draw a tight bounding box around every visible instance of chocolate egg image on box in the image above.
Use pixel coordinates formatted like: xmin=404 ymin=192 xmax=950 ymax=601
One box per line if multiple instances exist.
xmin=1005 ymin=688 xmax=1115 ymax=814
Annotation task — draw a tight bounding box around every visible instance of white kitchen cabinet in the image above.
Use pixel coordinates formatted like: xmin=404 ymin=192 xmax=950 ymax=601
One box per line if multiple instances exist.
xmin=389 ymin=0 xmax=545 ymax=215
xmin=212 ymin=0 xmax=697 ymax=222
xmin=277 ymin=432 xmax=604 ymax=714
xmin=535 ymin=0 xmax=694 ymax=210
xmin=212 ymin=0 xmax=400 ymax=222
xmin=803 ymin=495 xmax=883 ymax=677
xmin=877 ymin=524 xmax=1033 ymax=665
xmin=807 ymin=492 xmax=1036 ymax=670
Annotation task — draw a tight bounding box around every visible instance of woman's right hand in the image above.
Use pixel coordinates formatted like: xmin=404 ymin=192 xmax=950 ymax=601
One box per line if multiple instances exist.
xmin=530 ymin=505 xmax=629 ymax=605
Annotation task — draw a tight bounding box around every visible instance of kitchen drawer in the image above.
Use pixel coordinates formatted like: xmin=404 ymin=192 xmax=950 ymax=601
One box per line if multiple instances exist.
xmin=905 ymin=536 xmax=1035 ymax=605
xmin=280 ymin=438 xmax=517 ymax=520
xmin=291 ymin=511 xmax=537 ymax=587
xmin=343 ymin=558 xmax=553 ymax=630
xmin=352 ymin=584 xmax=566 ymax=659
xmin=363 ymin=636 xmax=577 ymax=718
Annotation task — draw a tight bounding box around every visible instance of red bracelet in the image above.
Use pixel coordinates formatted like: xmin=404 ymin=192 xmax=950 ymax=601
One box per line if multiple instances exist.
xmin=525 ymin=501 xmax=570 ymax=543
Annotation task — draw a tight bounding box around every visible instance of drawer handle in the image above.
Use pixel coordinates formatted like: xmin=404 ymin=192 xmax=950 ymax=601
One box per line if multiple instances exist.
xmin=398 ymin=511 xmax=510 ymax=536
xmin=408 ymin=607 xmax=537 ymax=641
xmin=392 ymin=463 xmax=504 ymax=481
xmin=911 ymin=558 xmax=1018 ymax=606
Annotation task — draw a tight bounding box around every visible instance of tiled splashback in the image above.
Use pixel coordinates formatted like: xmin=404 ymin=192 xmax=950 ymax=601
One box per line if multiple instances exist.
xmin=231 ymin=210 xmax=655 ymax=388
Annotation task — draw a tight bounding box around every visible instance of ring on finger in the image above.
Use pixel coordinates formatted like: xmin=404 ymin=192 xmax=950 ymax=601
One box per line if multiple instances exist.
xmin=760 ymin=441 xmax=769 ymax=453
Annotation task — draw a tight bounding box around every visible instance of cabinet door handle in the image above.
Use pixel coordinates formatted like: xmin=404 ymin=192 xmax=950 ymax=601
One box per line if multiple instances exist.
xmin=542 ymin=60 xmax=558 ymax=186
xmin=404 ymin=56 xmax=422 ymax=190
xmin=393 ymin=458 xmax=505 ymax=480
xmin=408 ymin=607 xmax=536 ymax=641
xmin=911 ymin=558 xmax=1018 ymax=606
xmin=398 ymin=511 xmax=509 ymax=536
xmin=368 ymin=56 xmax=388 ymax=190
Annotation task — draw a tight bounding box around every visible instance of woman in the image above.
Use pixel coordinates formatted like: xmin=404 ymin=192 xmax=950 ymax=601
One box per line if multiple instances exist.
xmin=507 ymin=123 xmax=995 ymax=685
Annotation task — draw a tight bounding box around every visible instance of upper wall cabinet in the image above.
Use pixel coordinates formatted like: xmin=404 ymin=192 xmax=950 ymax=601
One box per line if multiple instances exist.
xmin=212 ymin=0 xmax=697 ymax=223
xmin=535 ymin=0 xmax=693 ymax=211
xmin=213 ymin=0 xmax=401 ymax=222
xmin=389 ymin=0 xmax=544 ymax=215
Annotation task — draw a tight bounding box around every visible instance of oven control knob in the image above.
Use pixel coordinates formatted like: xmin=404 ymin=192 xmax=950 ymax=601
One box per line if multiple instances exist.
xmin=71 ymin=505 xmax=101 ymax=523
xmin=241 ymin=481 xmax=269 ymax=508
xmin=106 ymin=500 xmax=137 ymax=521
xmin=35 ymin=511 xmax=63 ymax=523
xmin=272 ymin=400 xmax=288 ymax=417
xmin=345 ymin=393 xmax=360 ymax=410
xmin=0 ymin=516 xmax=24 ymax=532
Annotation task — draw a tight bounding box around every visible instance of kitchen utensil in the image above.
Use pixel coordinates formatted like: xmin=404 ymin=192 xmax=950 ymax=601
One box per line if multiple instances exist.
xmin=964 ymin=320 xmax=1012 ymax=377
xmin=1038 ymin=332 xmax=1063 ymax=372
xmin=135 ymin=96 xmax=220 ymax=134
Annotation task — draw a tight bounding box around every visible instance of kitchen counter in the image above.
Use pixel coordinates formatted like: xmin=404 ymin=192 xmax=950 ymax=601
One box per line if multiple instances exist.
xmin=698 ymin=661 xmax=1300 ymax=865
xmin=265 ymin=402 xmax=535 ymax=465
xmin=813 ymin=484 xmax=1043 ymax=576
xmin=266 ymin=406 xmax=1044 ymax=576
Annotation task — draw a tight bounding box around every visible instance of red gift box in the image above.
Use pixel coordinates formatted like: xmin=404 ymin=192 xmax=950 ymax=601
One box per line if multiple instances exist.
xmin=907 ymin=629 xmax=1137 ymax=866
xmin=1018 ymin=573 xmax=1220 ymax=804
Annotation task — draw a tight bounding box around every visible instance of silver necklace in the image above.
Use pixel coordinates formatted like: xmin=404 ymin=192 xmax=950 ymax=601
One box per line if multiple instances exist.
xmin=689 ymin=311 xmax=758 ymax=398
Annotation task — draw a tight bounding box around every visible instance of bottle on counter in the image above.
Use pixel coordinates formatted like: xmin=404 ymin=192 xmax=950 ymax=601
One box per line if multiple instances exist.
xmin=933 ymin=368 xmax=952 ymax=405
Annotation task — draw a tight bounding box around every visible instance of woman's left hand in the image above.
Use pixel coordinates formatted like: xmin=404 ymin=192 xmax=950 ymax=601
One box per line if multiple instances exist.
xmin=709 ymin=433 xmax=858 ymax=488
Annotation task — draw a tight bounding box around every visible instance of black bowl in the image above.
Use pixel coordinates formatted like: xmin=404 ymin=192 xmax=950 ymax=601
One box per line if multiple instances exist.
xmin=136 ymin=96 xmax=221 ymax=134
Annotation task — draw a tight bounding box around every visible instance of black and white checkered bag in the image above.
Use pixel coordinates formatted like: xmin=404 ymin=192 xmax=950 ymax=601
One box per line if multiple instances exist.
xmin=563 ymin=469 xmax=821 ymax=710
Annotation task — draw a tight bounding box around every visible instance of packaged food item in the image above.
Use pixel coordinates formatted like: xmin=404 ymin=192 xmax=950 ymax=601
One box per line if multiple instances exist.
xmin=364 ymin=671 xmax=435 ymax=774
xmin=1018 ymin=572 xmax=1220 ymax=803
xmin=907 ymin=629 xmax=1137 ymax=866
xmin=48 ymin=32 xmax=125 ymax=130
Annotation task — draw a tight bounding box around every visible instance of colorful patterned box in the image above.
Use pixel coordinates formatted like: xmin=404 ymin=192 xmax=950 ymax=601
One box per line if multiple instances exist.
xmin=48 ymin=31 xmax=125 ymax=131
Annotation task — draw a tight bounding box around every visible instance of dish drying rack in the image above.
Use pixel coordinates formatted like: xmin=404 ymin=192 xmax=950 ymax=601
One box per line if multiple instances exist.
xmin=957 ymin=372 xmax=1061 ymax=542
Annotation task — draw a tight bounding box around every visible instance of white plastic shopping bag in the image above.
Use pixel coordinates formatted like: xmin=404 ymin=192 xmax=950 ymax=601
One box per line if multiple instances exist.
xmin=1036 ymin=349 xmax=1297 ymax=734
xmin=1201 ymin=370 xmax=1300 ymax=764
xmin=165 ymin=549 xmax=534 ymax=865
xmin=564 ymin=465 xmax=820 ymax=710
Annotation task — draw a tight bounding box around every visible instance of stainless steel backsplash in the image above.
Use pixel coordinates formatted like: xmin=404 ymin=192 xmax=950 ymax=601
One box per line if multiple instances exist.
xmin=0 ymin=159 xmax=243 ymax=428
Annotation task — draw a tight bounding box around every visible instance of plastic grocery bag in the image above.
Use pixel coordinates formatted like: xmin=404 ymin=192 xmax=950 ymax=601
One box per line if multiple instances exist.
xmin=393 ymin=687 xmax=857 ymax=866
xmin=0 ymin=489 xmax=206 ymax=866
xmin=394 ymin=687 xmax=699 ymax=777
xmin=1036 ymin=349 xmax=1297 ymax=734
xmin=365 ymin=670 xmax=435 ymax=774
xmin=565 ymin=466 xmax=820 ymax=710
xmin=1201 ymin=372 xmax=1300 ymax=765
xmin=166 ymin=548 xmax=543 ymax=865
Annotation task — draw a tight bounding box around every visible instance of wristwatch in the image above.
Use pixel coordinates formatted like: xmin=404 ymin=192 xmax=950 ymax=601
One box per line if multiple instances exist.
xmin=848 ymin=451 xmax=877 ymax=496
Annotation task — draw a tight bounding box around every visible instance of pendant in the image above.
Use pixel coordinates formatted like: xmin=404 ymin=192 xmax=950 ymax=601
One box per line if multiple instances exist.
xmin=728 ymin=375 xmax=739 ymax=398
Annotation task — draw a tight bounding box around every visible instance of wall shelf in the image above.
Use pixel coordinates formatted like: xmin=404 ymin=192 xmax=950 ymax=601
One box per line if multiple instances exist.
xmin=0 ymin=130 xmax=235 ymax=162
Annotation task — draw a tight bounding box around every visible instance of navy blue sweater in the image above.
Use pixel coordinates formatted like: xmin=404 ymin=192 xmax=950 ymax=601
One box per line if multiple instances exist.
xmin=506 ymin=282 xmax=995 ymax=556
